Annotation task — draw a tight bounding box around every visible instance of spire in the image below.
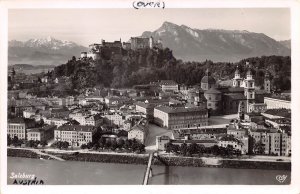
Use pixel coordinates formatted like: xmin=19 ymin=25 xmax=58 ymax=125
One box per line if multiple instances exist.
xmin=235 ymin=65 xmax=240 ymax=75
xmin=265 ymin=71 xmax=270 ymax=79
xmin=205 ymin=68 xmax=210 ymax=76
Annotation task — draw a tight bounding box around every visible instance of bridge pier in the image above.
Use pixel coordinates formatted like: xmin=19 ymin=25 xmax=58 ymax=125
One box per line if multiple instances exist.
xmin=149 ymin=167 xmax=153 ymax=178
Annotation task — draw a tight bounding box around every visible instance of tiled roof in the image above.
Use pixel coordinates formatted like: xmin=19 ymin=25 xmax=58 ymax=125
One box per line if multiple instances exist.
xmin=171 ymin=139 xmax=218 ymax=144
xmin=28 ymin=125 xmax=56 ymax=133
xmin=8 ymin=118 xmax=34 ymax=124
xmin=263 ymin=109 xmax=291 ymax=118
xmin=204 ymin=87 xmax=222 ymax=94
xmin=226 ymin=87 xmax=245 ymax=93
xmin=130 ymin=124 xmax=147 ymax=132
xmin=57 ymin=125 xmax=96 ymax=132
xmin=160 ymin=80 xmax=178 ymax=85
xmin=155 ymin=106 xmax=207 ymax=114
xmin=201 ymin=75 xmax=216 ymax=84
xmin=223 ymin=93 xmax=246 ymax=100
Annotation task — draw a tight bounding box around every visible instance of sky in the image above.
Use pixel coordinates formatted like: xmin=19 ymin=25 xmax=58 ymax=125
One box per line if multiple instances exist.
xmin=8 ymin=8 xmax=291 ymax=46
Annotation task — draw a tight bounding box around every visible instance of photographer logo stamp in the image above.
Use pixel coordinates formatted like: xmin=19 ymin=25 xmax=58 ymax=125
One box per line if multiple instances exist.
xmin=275 ymin=175 xmax=287 ymax=183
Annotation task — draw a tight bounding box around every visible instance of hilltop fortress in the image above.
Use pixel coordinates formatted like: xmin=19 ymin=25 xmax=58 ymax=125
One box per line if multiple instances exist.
xmin=80 ymin=37 xmax=163 ymax=60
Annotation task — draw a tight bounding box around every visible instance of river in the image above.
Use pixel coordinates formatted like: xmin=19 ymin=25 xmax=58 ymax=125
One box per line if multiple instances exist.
xmin=7 ymin=157 xmax=290 ymax=185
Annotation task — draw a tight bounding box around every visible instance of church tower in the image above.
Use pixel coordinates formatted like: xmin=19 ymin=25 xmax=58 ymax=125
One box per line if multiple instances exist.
xmin=244 ymin=64 xmax=255 ymax=112
xmin=149 ymin=36 xmax=154 ymax=49
xmin=264 ymin=71 xmax=271 ymax=94
xmin=201 ymin=68 xmax=216 ymax=91
xmin=232 ymin=65 xmax=243 ymax=88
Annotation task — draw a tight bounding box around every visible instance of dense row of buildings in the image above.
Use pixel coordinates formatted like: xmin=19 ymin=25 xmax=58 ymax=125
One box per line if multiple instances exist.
xmin=156 ymin=107 xmax=291 ymax=156
xmin=7 ymin=57 xmax=291 ymax=157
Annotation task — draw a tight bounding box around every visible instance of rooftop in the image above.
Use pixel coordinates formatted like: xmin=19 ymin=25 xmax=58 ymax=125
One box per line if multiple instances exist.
xmin=155 ymin=106 xmax=207 ymax=114
xmin=174 ymin=127 xmax=227 ymax=135
xmin=135 ymin=101 xmax=156 ymax=109
xmin=171 ymin=139 xmax=218 ymax=144
xmin=226 ymin=87 xmax=245 ymax=93
xmin=266 ymin=95 xmax=291 ymax=102
xmin=28 ymin=125 xmax=56 ymax=133
xmin=224 ymin=93 xmax=247 ymax=100
xmin=201 ymin=75 xmax=216 ymax=84
xmin=57 ymin=125 xmax=96 ymax=132
xmin=263 ymin=109 xmax=291 ymax=118
xmin=8 ymin=117 xmax=35 ymax=124
xmin=204 ymin=87 xmax=222 ymax=94
xmin=159 ymin=80 xmax=178 ymax=85
xmin=130 ymin=124 xmax=148 ymax=132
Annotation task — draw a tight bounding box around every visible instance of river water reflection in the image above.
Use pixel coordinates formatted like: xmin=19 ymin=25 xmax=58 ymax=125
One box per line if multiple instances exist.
xmin=7 ymin=157 xmax=290 ymax=185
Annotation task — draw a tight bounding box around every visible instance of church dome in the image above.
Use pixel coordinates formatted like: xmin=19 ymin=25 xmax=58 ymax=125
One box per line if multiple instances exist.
xmin=204 ymin=87 xmax=221 ymax=94
xmin=201 ymin=75 xmax=216 ymax=84
xmin=246 ymin=69 xmax=254 ymax=76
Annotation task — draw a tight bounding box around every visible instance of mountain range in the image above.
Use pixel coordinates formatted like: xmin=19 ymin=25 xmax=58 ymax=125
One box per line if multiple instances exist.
xmin=8 ymin=36 xmax=88 ymax=65
xmin=142 ymin=21 xmax=290 ymax=62
xmin=8 ymin=22 xmax=291 ymax=65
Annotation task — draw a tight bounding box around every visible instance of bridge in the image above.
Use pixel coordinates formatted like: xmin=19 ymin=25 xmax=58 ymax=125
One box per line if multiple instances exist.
xmin=32 ymin=149 xmax=65 ymax=161
xmin=142 ymin=152 xmax=154 ymax=185
xmin=142 ymin=152 xmax=169 ymax=185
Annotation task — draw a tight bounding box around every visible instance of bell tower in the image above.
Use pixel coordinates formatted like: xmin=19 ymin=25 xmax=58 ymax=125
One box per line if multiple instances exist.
xmin=264 ymin=71 xmax=271 ymax=94
xmin=244 ymin=63 xmax=255 ymax=112
xmin=232 ymin=65 xmax=243 ymax=88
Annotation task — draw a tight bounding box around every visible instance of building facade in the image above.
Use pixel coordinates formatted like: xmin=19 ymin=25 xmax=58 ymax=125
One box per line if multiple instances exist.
xmin=128 ymin=124 xmax=148 ymax=144
xmin=27 ymin=125 xmax=56 ymax=142
xmin=264 ymin=97 xmax=291 ymax=109
xmin=54 ymin=125 xmax=97 ymax=147
xmin=7 ymin=118 xmax=35 ymax=140
xmin=154 ymin=106 xmax=208 ymax=130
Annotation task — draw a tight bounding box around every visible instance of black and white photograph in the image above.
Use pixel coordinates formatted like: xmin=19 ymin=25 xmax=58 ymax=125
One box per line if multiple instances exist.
xmin=1 ymin=0 xmax=300 ymax=194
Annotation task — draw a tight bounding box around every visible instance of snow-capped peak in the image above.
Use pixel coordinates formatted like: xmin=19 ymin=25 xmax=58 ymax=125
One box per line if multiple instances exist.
xmin=46 ymin=36 xmax=54 ymax=42
xmin=9 ymin=36 xmax=81 ymax=49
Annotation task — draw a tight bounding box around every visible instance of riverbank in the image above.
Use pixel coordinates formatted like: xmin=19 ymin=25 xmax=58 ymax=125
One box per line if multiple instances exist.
xmin=7 ymin=148 xmax=291 ymax=170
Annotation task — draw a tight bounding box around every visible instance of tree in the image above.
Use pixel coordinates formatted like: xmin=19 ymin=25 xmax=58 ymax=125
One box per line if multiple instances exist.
xmin=124 ymin=139 xmax=132 ymax=150
xmin=110 ymin=141 xmax=118 ymax=151
xmin=187 ymin=143 xmax=199 ymax=156
xmin=92 ymin=142 xmax=100 ymax=150
xmin=7 ymin=135 xmax=12 ymax=146
xmin=104 ymin=140 xmax=112 ymax=149
xmin=138 ymin=144 xmax=145 ymax=153
xmin=61 ymin=141 xmax=69 ymax=149
xmin=98 ymin=137 xmax=106 ymax=149
xmin=81 ymin=144 xmax=88 ymax=149
xmin=12 ymin=136 xmax=21 ymax=147
xmin=197 ymin=144 xmax=205 ymax=156
xmin=51 ymin=141 xmax=63 ymax=149
xmin=225 ymin=145 xmax=235 ymax=157
xmin=211 ymin=145 xmax=220 ymax=156
xmin=131 ymin=139 xmax=140 ymax=152
xmin=87 ymin=142 xmax=94 ymax=149
xmin=248 ymin=136 xmax=255 ymax=155
xmin=117 ymin=138 xmax=125 ymax=149
xmin=165 ymin=142 xmax=173 ymax=153
xmin=254 ymin=140 xmax=265 ymax=155
xmin=26 ymin=140 xmax=35 ymax=148
xmin=180 ymin=143 xmax=188 ymax=156
xmin=34 ymin=140 xmax=40 ymax=148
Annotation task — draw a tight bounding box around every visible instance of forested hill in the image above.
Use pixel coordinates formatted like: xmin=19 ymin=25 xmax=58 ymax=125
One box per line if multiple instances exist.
xmin=52 ymin=47 xmax=291 ymax=92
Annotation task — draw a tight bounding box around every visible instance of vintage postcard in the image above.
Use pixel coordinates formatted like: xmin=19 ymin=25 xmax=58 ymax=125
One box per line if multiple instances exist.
xmin=0 ymin=0 xmax=300 ymax=194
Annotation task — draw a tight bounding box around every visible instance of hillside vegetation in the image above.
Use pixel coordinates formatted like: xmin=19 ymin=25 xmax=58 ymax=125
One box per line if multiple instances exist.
xmin=52 ymin=47 xmax=291 ymax=92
